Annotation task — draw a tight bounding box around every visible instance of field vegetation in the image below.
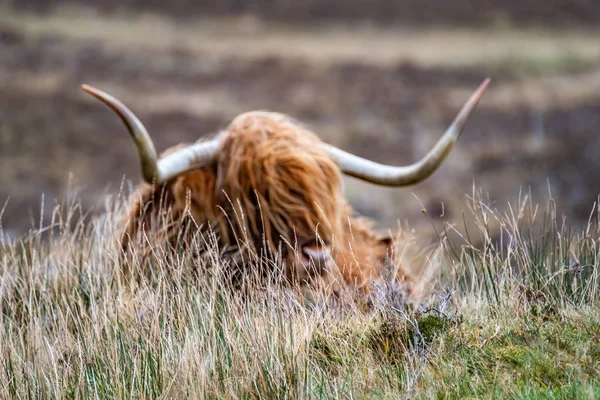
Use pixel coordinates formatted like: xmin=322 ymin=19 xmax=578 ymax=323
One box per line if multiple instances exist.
xmin=2 ymin=3 xmax=600 ymax=398
xmin=0 ymin=190 xmax=598 ymax=398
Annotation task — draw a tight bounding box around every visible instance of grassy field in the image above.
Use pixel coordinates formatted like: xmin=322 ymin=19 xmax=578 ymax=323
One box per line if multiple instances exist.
xmin=2 ymin=6 xmax=600 ymax=398
xmin=0 ymin=190 xmax=599 ymax=398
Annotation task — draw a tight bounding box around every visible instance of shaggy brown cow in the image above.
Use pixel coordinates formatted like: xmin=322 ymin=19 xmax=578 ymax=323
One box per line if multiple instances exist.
xmin=81 ymin=79 xmax=489 ymax=301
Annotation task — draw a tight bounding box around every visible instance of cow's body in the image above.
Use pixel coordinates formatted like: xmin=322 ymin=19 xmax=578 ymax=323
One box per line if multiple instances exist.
xmin=121 ymin=112 xmax=409 ymax=299
xmin=80 ymin=79 xmax=488 ymax=306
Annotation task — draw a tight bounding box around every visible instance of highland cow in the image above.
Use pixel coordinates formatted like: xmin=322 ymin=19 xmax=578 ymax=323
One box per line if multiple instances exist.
xmin=81 ymin=78 xmax=489 ymax=301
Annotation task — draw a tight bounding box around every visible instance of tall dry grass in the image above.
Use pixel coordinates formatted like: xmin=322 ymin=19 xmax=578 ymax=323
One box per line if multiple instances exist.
xmin=0 ymin=187 xmax=598 ymax=398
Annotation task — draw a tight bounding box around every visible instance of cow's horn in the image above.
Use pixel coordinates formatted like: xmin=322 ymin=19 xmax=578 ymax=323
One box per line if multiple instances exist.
xmin=81 ymin=85 xmax=220 ymax=184
xmin=322 ymin=78 xmax=490 ymax=186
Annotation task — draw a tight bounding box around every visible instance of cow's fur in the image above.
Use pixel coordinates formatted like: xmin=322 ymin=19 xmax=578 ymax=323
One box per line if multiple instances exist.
xmin=120 ymin=111 xmax=414 ymax=301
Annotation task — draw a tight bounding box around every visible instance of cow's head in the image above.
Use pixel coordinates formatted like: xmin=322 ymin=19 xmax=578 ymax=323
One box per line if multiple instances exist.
xmin=81 ymin=79 xmax=489 ymax=286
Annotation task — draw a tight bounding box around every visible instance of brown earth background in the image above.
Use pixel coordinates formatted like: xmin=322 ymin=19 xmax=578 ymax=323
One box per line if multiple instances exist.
xmin=1 ymin=1 xmax=600 ymax=245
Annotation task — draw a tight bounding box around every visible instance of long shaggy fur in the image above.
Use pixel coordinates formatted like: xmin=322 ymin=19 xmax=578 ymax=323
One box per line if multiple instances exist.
xmin=120 ymin=111 xmax=414 ymax=302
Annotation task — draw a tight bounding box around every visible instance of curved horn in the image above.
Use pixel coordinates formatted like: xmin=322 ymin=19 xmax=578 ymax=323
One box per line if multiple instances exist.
xmin=81 ymin=85 xmax=220 ymax=184
xmin=322 ymin=78 xmax=490 ymax=186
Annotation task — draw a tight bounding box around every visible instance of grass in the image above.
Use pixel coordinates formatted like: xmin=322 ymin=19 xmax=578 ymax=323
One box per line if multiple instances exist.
xmin=0 ymin=189 xmax=599 ymax=399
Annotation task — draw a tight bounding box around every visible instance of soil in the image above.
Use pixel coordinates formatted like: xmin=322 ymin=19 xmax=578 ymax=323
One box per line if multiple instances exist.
xmin=8 ymin=0 xmax=600 ymax=27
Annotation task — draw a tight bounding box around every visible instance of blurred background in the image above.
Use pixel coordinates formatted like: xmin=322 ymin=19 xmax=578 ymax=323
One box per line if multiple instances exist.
xmin=1 ymin=1 xmax=600 ymax=243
